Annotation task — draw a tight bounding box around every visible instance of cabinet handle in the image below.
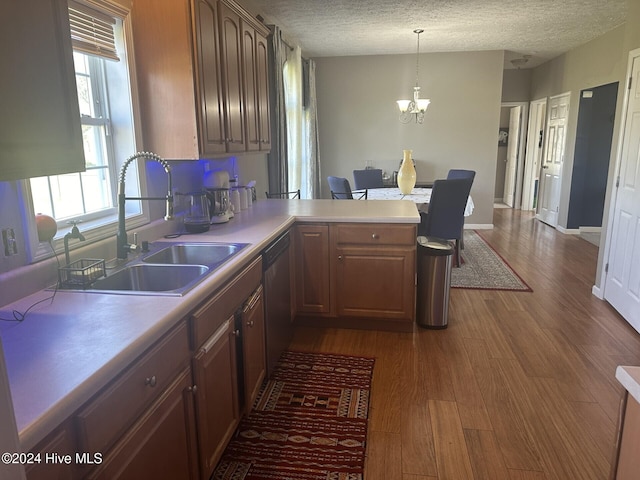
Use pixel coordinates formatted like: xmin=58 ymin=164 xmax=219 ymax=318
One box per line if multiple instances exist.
xmin=338 ymin=255 xmax=343 ymax=260
xmin=372 ymin=233 xmax=379 ymax=239
xmin=234 ymin=329 xmax=241 ymax=337
xmin=246 ymin=319 xmax=254 ymax=327
xmin=145 ymin=375 xmax=157 ymax=387
xmin=188 ymin=385 xmax=198 ymax=394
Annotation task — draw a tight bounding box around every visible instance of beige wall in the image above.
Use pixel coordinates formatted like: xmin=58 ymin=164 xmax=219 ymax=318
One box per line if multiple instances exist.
xmin=530 ymin=25 xmax=627 ymax=229
xmin=314 ymin=50 xmax=504 ymax=226
xmin=502 ymin=69 xmax=532 ymax=102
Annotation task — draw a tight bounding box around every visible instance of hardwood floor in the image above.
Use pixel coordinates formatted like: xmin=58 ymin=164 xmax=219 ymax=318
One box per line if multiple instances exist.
xmin=288 ymin=208 xmax=640 ymax=480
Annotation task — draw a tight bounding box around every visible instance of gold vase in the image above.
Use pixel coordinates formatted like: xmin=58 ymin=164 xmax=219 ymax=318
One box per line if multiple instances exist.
xmin=397 ymin=149 xmax=416 ymax=194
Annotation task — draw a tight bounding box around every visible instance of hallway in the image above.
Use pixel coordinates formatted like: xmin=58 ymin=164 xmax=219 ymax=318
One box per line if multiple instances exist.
xmin=288 ymin=208 xmax=639 ymax=479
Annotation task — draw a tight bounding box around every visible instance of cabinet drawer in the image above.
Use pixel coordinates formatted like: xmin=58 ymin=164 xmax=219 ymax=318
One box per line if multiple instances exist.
xmin=334 ymin=224 xmax=416 ymax=246
xmin=191 ymin=256 xmax=262 ymax=349
xmin=75 ymin=321 xmax=190 ymax=455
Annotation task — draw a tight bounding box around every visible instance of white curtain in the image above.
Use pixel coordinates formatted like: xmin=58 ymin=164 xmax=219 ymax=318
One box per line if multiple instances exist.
xmin=283 ymin=46 xmax=303 ymax=195
xmin=302 ymin=58 xmax=321 ymax=198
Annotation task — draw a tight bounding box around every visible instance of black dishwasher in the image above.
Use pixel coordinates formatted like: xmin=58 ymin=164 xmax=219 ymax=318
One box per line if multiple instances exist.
xmin=262 ymin=231 xmax=292 ymax=376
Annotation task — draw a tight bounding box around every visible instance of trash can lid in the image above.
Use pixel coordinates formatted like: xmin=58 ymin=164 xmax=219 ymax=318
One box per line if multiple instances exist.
xmin=417 ymin=236 xmax=453 ymax=255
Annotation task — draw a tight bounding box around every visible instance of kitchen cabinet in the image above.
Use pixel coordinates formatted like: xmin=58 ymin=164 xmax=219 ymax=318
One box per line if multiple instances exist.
xmin=1 ymin=0 xmax=84 ymax=181
xmin=192 ymin=316 xmax=239 ymax=480
xmin=239 ymin=285 xmax=266 ymax=413
xmin=334 ymin=224 xmax=416 ymax=324
xmin=242 ymin=22 xmax=271 ymax=151
xmin=295 ymin=224 xmax=332 ymax=315
xmin=26 ymin=421 xmax=77 ymax=480
xmin=189 ymin=256 xmax=262 ymax=479
xmin=294 ymin=223 xmax=416 ymax=331
xmin=75 ymin=321 xmax=195 ymax=479
xmin=86 ymin=367 xmax=199 ymax=480
xmin=611 ymin=391 xmax=640 ymax=479
xmin=131 ymin=0 xmax=270 ymax=158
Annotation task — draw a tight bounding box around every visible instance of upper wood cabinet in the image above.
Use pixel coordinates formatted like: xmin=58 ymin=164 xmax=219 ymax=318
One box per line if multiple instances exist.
xmin=242 ymin=22 xmax=271 ymax=151
xmin=131 ymin=0 xmax=270 ymax=159
xmin=0 ymin=0 xmax=85 ymax=181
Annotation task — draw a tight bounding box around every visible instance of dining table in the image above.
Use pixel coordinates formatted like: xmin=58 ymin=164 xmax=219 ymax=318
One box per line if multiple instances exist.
xmin=366 ymin=187 xmax=474 ymax=216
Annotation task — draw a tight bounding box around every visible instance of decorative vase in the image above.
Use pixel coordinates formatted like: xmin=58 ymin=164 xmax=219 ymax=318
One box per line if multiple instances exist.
xmin=397 ymin=149 xmax=416 ymax=194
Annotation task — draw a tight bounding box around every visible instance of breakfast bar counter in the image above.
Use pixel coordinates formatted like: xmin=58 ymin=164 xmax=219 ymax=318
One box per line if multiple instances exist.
xmin=0 ymin=199 xmax=419 ymax=452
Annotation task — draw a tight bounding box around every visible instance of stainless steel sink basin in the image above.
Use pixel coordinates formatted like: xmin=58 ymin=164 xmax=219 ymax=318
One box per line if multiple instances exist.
xmin=142 ymin=242 xmax=247 ymax=268
xmin=90 ymin=264 xmax=209 ymax=295
xmin=59 ymin=241 xmax=250 ymax=296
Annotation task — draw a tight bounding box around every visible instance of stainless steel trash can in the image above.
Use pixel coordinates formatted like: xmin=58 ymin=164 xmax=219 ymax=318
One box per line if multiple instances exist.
xmin=416 ymin=236 xmax=453 ymax=328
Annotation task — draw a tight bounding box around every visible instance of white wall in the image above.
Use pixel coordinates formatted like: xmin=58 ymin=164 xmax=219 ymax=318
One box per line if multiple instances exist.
xmin=314 ymin=50 xmax=504 ymax=226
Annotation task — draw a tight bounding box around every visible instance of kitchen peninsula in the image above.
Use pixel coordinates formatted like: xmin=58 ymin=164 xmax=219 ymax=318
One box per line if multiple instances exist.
xmin=0 ymin=199 xmax=418 ymax=479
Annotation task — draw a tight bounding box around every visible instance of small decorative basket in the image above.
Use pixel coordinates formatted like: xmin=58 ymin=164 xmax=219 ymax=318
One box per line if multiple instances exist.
xmin=58 ymin=259 xmax=106 ymax=289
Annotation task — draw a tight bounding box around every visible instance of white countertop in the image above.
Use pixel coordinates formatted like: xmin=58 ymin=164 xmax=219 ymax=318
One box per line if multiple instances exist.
xmin=0 ymin=199 xmax=418 ymax=451
xmin=616 ymin=366 xmax=640 ymax=405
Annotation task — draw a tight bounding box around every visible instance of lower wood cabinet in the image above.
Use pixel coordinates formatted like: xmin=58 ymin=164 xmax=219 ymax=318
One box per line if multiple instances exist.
xmin=611 ymin=392 xmax=640 ymax=479
xmin=295 ymin=222 xmax=417 ymax=330
xmin=192 ymin=316 xmax=240 ymax=480
xmin=295 ymin=224 xmax=331 ymax=314
xmin=26 ymin=421 xmax=77 ymax=480
xmin=26 ymin=255 xmax=270 ymax=480
xmin=240 ymin=285 xmax=266 ymax=413
xmin=86 ymin=367 xmax=199 ymax=480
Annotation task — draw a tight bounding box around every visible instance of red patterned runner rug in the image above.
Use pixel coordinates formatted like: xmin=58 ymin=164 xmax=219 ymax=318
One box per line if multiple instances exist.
xmin=213 ymin=350 xmax=375 ymax=480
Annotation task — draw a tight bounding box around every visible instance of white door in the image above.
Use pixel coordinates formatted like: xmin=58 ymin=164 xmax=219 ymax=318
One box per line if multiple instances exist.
xmin=522 ymin=99 xmax=547 ymax=210
xmin=604 ymin=54 xmax=640 ymax=332
xmin=503 ymin=106 xmax=522 ymax=206
xmin=537 ymin=93 xmax=570 ymax=227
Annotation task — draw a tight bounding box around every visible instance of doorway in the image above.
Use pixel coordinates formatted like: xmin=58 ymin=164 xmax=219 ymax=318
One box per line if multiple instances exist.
xmin=495 ymin=102 xmax=528 ymax=207
xmin=566 ymin=82 xmax=618 ymax=234
xmin=522 ymin=99 xmax=547 ymax=210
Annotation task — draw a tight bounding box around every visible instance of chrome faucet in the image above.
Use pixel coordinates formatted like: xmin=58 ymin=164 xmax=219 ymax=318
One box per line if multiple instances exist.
xmin=117 ymin=152 xmax=174 ymax=259
xmin=63 ymin=221 xmax=85 ymax=265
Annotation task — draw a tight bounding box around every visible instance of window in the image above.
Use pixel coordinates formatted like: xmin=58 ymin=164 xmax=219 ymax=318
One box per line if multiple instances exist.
xmin=31 ymin=52 xmax=116 ymax=222
xmin=25 ymin=1 xmax=146 ymax=261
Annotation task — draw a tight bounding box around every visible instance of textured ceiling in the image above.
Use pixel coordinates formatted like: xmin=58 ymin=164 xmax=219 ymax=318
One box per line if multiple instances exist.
xmin=240 ymin=0 xmax=627 ymax=68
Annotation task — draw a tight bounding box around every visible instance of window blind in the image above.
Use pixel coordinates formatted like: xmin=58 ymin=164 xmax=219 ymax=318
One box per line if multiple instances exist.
xmin=68 ymin=0 xmax=119 ymax=61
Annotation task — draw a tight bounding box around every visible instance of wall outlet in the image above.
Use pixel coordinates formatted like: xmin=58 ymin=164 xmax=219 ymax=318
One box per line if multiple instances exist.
xmin=2 ymin=228 xmax=18 ymax=256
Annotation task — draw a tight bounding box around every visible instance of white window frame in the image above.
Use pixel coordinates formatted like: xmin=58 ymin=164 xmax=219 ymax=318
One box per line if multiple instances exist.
xmin=22 ymin=0 xmax=150 ymax=263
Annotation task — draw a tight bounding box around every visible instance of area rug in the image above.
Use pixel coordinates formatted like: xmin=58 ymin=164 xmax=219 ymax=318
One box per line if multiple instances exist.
xmin=213 ymin=350 xmax=375 ymax=479
xmin=451 ymin=230 xmax=532 ymax=291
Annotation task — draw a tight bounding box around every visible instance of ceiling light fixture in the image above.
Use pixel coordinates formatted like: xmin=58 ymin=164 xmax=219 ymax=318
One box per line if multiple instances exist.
xmin=397 ymin=28 xmax=430 ymax=124
xmin=510 ymin=54 xmax=532 ymax=69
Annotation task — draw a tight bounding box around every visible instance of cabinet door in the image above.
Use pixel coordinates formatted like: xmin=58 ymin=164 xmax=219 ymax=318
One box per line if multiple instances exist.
xmin=1 ymin=0 xmax=84 ymax=181
xmin=219 ymin=3 xmax=245 ymax=152
xmin=256 ymin=31 xmax=271 ymax=151
xmin=335 ymin=245 xmax=415 ymax=322
xmin=295 ymin=224 xmax=332 ymax=314
xmin=87 ymin=367 xmax=199 ymax=480
xmin=241 ymin=21 xmax=260 ymax=151
xmin=241 ymin=285 xmax=266 ymax=413
xmin=192 ymin=316 xmax=240 ymax=480
xmin=26 ymin=422 xmax=77 ymax=480
xmin=193 ymin=0 xmax=227 ymax=155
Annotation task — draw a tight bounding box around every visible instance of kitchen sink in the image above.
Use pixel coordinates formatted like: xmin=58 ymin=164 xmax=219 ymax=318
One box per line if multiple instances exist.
xmin=60 ymin=241 xmax=250 ymax=296
xmin=89 ymin=264 xmax=209 ymax=295
xmin=142 ymin=242 xmax=247 ymax=268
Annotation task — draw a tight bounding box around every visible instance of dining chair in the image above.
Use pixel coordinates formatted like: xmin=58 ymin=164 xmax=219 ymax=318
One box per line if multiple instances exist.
xmin=353 ymin=169 xmax=383 ymax=190
xmin=265 ymin=189 xmax=301 ymax=199
xmin=446 ymin=169 xmax=476 ymax=182
xmin=418 ymin=178 xmax=473 ymax=267
xmin=328 ymin=176 xmax=367 ymax=199
xmin=446 ymin=169 xmax=475 ymax=251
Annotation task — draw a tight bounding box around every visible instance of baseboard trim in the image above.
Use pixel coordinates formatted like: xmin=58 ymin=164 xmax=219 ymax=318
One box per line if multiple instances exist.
xmin=465 ymin=224 xmax=493 ymax=230
xmin=557 ymin=226 xmax=580 ymax=235
xmin=579 ymin=226 xmax=602 ymax=234
xmin=592 ymin=284 xmax=603 ymax=299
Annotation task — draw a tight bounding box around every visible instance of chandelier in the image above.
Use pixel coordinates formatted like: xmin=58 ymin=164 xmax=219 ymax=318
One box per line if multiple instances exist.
xmin=397 ymin=29 xmax=431 ymax=124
